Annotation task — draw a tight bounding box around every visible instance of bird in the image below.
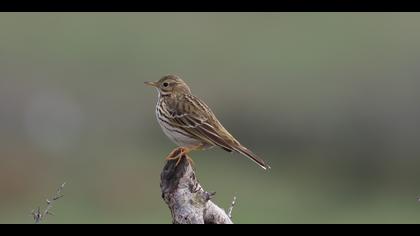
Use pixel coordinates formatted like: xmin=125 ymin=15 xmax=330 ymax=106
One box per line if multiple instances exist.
xmin=145 ymin=74 xmax=270 ymax=170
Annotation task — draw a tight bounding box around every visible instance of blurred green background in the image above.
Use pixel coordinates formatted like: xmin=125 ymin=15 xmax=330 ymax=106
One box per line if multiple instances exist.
xmin=1 ymin=13 xmax=420 ymax=224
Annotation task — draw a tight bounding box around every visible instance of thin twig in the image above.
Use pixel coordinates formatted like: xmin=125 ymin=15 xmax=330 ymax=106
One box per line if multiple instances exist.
xmin=32 ymin=182 xmax=66 ymax=224
xmin=31 ymin=207 xmax=42 ymax=224
xmin=227 ymin=196 xmax=237 ymax=219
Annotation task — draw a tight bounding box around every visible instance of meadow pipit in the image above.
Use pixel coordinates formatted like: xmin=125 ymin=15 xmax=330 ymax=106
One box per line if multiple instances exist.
xmin=145 ymin=75 xmax=270 ymax=170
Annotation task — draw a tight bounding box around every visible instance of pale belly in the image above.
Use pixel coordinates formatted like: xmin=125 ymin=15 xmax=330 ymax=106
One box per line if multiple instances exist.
xmin=157 ymin=114 xmax=211 ymax=149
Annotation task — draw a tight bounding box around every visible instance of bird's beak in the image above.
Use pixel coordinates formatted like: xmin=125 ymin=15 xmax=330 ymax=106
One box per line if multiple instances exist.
xmin=144 ymin=81 xmax=158 ymax=87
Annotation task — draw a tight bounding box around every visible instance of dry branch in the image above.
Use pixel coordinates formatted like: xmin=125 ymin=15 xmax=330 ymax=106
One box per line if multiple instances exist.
xmin=32 ymin=182 xmax=65 ymax=224
xmin=160 ymin=155 xmax=234 ymax=224
xmin=227 ymin=196 xmax=236 ymax=219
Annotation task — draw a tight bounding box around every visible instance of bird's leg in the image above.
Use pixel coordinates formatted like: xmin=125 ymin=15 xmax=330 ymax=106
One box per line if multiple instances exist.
xmin=165 ymin=147 xmax=196 ymax=167
xmin=165 ymin=147 xmax=184 ymax=161
xmin=174 ymin=147 xmax=192 ymax=166
xmin=175 ymin=154 xmax=195 ymax=167
xmin=165 ymin=147 xmax=190 ymax=164
xmin=177 ymin=144 xmax=206 ymax=167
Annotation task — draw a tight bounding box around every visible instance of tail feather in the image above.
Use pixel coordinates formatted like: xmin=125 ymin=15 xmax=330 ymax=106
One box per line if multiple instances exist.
xmin=232 ymin=145 xmax=271 ymax=170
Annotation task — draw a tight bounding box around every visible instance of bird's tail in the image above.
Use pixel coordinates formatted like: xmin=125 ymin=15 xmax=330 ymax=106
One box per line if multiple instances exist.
xmin=233 ymin=144 xmax=271 ymax=170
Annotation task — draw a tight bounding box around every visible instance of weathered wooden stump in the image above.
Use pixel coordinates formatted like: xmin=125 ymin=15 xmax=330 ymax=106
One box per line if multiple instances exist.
xmin=160 ymin=155 xmax=233 ymax=224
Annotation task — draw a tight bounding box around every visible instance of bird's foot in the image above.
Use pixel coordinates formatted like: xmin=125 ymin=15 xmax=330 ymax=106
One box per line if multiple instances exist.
xmin=165 ymin=147 xmax=184 ymax=161
xmin=165 ymin=147 xmax=195 ymax=167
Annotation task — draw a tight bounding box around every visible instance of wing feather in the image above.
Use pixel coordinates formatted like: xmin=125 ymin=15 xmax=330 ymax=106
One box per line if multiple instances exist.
xmin=164 ymin=94 xmax=270 ymax=170
xmin=165 ymin=94 xmax=236 ymax=151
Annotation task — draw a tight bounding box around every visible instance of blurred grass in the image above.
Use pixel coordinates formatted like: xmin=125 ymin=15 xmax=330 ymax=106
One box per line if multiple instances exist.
xmin=1 ymin=13 xmax=420 ymax=223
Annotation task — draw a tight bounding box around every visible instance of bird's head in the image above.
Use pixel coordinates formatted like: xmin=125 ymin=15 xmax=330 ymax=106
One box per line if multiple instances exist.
xmin=145 ymin=74 xmax=191 ymax=96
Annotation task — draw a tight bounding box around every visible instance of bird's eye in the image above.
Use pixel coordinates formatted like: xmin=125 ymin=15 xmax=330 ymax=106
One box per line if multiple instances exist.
xmin=163 ymin=82 xmax=169 ymax=87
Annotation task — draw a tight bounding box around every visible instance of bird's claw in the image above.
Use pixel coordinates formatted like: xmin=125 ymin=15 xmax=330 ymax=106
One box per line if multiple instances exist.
xmin=165 ymin=147 xmax=195 ymax=167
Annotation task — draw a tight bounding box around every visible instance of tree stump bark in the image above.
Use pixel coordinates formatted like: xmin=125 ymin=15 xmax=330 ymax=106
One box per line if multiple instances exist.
xmin=160 ymin=155 xmax=233 ymax=224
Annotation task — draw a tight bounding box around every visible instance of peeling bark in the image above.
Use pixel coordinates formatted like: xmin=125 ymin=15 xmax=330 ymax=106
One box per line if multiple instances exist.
xmin=160 ymin=156 xmax=233 ymax=224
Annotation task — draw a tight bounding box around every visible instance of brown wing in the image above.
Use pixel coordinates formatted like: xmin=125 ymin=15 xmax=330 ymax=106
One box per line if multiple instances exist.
xmin=166 ymin=94 xmax=270 ymax=170
xmin=165 ymin=94 xmax=236 ymax=151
